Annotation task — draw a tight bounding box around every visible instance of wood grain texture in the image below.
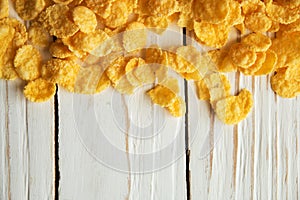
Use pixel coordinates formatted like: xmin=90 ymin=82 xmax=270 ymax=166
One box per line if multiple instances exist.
xmin=0 ymin=80 xmax=54 ymax=200
xmin=58 ymin=25 xmax=187 ymax=200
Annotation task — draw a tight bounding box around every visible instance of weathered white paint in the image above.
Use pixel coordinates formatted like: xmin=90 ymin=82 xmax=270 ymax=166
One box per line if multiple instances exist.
xmin=0 ymin=80 xmax=54 ymax=200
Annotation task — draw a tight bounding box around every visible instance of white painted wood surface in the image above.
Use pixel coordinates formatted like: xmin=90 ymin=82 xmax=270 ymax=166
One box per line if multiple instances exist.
xmin=1 ymin=3 xmax=300 ymax=200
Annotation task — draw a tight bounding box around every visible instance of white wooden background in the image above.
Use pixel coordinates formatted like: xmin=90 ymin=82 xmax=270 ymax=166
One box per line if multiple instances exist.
xmin=1 ymin=4 xmax=300 ymax=200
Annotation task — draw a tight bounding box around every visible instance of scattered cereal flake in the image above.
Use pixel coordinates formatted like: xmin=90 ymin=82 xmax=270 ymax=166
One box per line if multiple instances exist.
xmin=53 ymin=0 xmax=74 ymax=4
xmin=239 ymin=52 xmax=267 ymax=75
xmin=14 ymin=45 xmax=42 ymax=81
xmin=147 ymin=84 xmax=177 ymax=107
xmin=24 ymin=78 xmax=56 ymax=102
xmin=270 ymin=32 xmax=300 ymax=69
xmin=72 ymin=6 xmax=97 ymax=33
xmin=196 ymin=74 xmax=231 ymax=101
xmin=147 ymin=0 xmax=177 ymax=16
xmin=279 ymin=18 xmax=300 ymax=34
xmin=176 ymin=46 xmax=204 ymax=74
xmin=96 ymin=73 xmax=111 ymax=93
xmin=125 ymin=57 xmax=145 ymax=86
xmin=193 ymin=0 xmax=230 ymax=24
xmin=28 ymin=22 xmax=51 ymax=47
xmin=285 ymin=65 xmax=300 ymax=82
xmin=0 ymin=0 xmax=9 ymax=19
xmin=241 ymin=33 xmax=271 ymax=52
xmin=254 ymin=50 xmax=277 ymax=75
xmin=268 ymin=20 xmax=280 ymax=32
xmin=208 ymin=49 xmax=237 ymax=73
xmin=41 ymin=58 xmax=81 ymax=92
xmin=229 ymin=43 xmax=257 ymax=68
xmin=271 ymin=68 xmax=300 ymax=98
xmin=134 ymin=64 xmax=155 ymax=84
xmin=0 ymin=18 xmax=28 ymax=47
xmin=0 ymin=24 xmax=14 ymax=60
xmin=142 ymin=16 xmax=169 ymax=34
xmin=15 ymin=0 xmax=46 ymax=20
xmin=123 ymin=22 xmax=147 ymax=52
xmin=166 ymin=96 xmax=186 ymax=117
xmin=85 ymin=0 xmax=112 ymax=19
xmin=38 ymin=4 xmax=79 ymax=38
xmin=160 ymin=77 xmax=179 ymax=94
xmin=215 ymin=89 xmax=253 ymax=125
xmin=241 ymin=0 xmax=263 ymax=15
xmin=105 ymin=56 xmax=127 ymax=85
xmin=180 ymin=70 xmax=202 ymax=81
xmin=49 ymin=40 xmax=74 ymax=59
xmin=104 ymin=1 xmax=129 ymax=28
xmin=245 ymin=12 xmax=272 ymax=32
xmin=194 ymin=21 xmax=230 ymax=48
xmin=145 ymin=45 xmax=165 ymax=64
xmin=0 ymin=45 xmax=18 ymax=80
xmin=266 ymin=2 xmax=300 ymax=24
xmin=114 ymin=76 xmax=135 ymax=94
xmin=226 ymin=0 xmax=244 ymax=26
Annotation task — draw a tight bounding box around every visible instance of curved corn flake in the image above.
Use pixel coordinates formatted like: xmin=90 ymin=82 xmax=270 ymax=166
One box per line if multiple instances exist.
xmin=0 ymin=45 xmax=18 ymax=80
xmin=166 ymin=96 xmax=186 ymax=117
xmin=24 ymin=78 xmax=56 ymax=102
xmin=268 ymin=20 xmax=280 ymax=32
xmin=279 ymin=18 xmax=300 ymax=34
xmin=114 ymin=77 xmax=135 ymax=95
xmin=0 ymin=24 xmax=14 ymax=59
xmin=96 ymin=73 xmax=111 ymax=93
xmin=241 ymin=33 xmax=272 ymax=52
xmin=0 ymin=0 xmax=9 ymax=20
xmin=147 ymin=84 xmax=177 ymax=107
xmin=0 ymin=18 xmax=28 ymax=47
xmin=15 ymin=0 xmax=45 ymax=20
xmin=123 ymin=22 xmax=147 ymax=52
xmin=285 ymin=65 xmax=300 ymax=82
xmin=49 ymin=40 xmax=74 ymax=59
xmin=208 ymin=49 xmax=237 ymax=73
xmin=180 ymin=70 xmax=202 ymax=81
xmin=271 ymin=68 xmax=300 ymax=98
xmin=147 ymin=0 xmax=177 ymax=16
xmin=85 ymin=0 xmax=112 ymax=19
xmin=53 ymin=0 xmax=74 ymax=4
xmin=193 ymin=0 xmax=230 ymax=24
xmin=254 ymin=50 xmax=277 ymax=75
xmin=215 ymin=89 xmax=253 ymax=125
xmin=28 ymin=22 xmax=51 ymax=47
xmin=104 ymin=1 xmax=129 ymax=28
xmin=125 ymin=57 xmax=145 ymax=86
xmin=73 ymin=6 xmax=97 ymax=33
xmin=239 ymin=52 xmax=267 ymax=75
xmin=194 ymin=21 xmax=230 ymax=48
xmin=142 ymin=16 xmax=169 ymax=34
xmin=229 ymin=43 xmax=257 ymax=68
xmin=226 ymin=0 xmax=244 ymax=26
xmin=266 ymin=2 xmax=300 ymax=24
xmin=159 ymin=77 xmax=179 ymax=94
xmin=196 ymin=74 xmax=231 ymax=101
xmin=64 ymin=30 xmax=112 ymax=57
xmin=270 ymin=32 xmax=300 ymax=69
xmin=14 ymin=45 xmax=42 ymax=81
xmin=38 ymin=4 xmax=79 ymax=38
xmin=41 ymin=58 xmax=81 ymax=92
xmin=245 ymin=12 xmax=272 ymax=32
xmin=105 ymin=56 xmax=127 ymax=85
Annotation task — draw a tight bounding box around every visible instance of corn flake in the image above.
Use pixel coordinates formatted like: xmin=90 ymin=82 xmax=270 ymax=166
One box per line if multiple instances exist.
xmin=239 ymin=52 xmax=266 ymax=75
xmin=147 ymin=84 xmax=177 ymax=107
xmin=28 ymin=22 xmax=51 ymax=48
xmin=123 ymin=22 xmax=147 ymax=52
xmin=73 ymin=6 xmax=97 ymax=33
xmin=15 ymin=0 xmax=46 ymax=20
xmin=166 ymin=96 xmax=186 ymax=117
xmin=229 ymin=43 xmax=257 ymax=68
xmin=254 ymin=50 xmax=277 ymax=75
xmin=49 ymin=40 xmax=74 ymax=59
xmin=241 ymin=33 xmax=272 ymax=52
xmin=266 ymin=2 xmax=300 ymax=24
xmin=14 ymin=45 xmax=42 ymax=81
xmin=0 ymin=0 xmax=9 ymax=20
xmin=24 ymin=78 xmax=56 ymax=102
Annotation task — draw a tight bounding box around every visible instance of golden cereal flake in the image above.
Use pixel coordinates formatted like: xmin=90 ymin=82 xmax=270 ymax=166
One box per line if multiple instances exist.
xmin=49 ymin=40 xmax=74 ymax=59
xmin=123 ymin=22 xmax=147 ymax=52
xmin=166 ymin=96 xmax=186 ymax=117
xmin=147 ymin=84 xmax=177 ymax=107
xmin=41 ymin=59 xmax=81 ymax=92
xmin=229 ymin=43 xmax=257 ymax=68
xmin=147 ymin=0 xmax=177 ymax=16
xmin=142 ymin=16 xmax=169 ymax=34
xmin=244 ymin=11 xmax=272 ymax=33
xmin=15 ymin=0 xmax=46 ymax=20
xmin=254 ymin=50 xmax=277 ymax=75
xmin=271 ymin=68 xmax=300 ymax=98
xmin=215 ymin=89 xmax=253 ymax=125
xmin=28 ymin=22 xmax=51 ymax=47
xmin=239 ymin=52 xmax=267 ymax=76
xmin=241 ymin=33 xmax=272 ymax=52
xmin=0 ymin=0 xmax=9 ymax=19
xmin=0 ymin=18 xmax=28 ymax=47
xmin=194 ymin=21 xmax=230 ymax=48
xmin=193 ymin=0 xmax=230 ymax=24
xmin=53 ymin=0 xmax=74 ymax=4
xmin=24 ymin=78 xmax=56 ymax=102
xmin=208 ymin=49 xmax=237 ymax=73
xmin=72 ymin=6 xmax=97 ymax=33
xmin=266 ymin=2 xmax=300 ymax=24
xmin=105 ymin=56 xmax=127 ymax=85
xmin=104 ymin=1 xmax=129 ymax=29
xmin=14 ymin=45 xmax=42 ymax=81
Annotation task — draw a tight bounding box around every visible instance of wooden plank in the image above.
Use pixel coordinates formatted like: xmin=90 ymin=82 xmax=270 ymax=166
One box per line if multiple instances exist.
xmin=0 ymin=80 xmax=54 ymax=200
xmin=58 ymin=25 xmax=186 ymax=199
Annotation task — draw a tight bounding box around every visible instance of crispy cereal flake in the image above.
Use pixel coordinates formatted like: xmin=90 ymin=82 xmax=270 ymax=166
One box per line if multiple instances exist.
xmin=72 ymin=6 xmax=97 ymax=33
xmin=24 ymin=78 xmax=56 ymax=102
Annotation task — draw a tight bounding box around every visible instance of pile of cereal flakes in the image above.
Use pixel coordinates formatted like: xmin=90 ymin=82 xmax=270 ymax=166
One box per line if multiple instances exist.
xmin=0 ymin=0 xmax=299 ymax=125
